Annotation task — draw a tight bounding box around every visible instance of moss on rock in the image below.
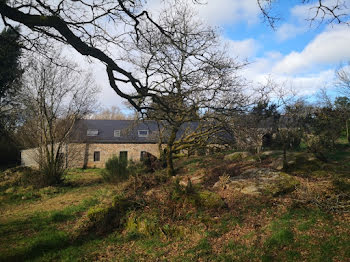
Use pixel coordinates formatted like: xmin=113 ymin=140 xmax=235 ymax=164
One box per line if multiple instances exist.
xmin=75 ymin=195 xmax=133 ymax=236
xmin=224 ymin=152 xmax=251 ymax=162
xmin=262 ymin=173 xmax=299 ymax=196
xmin=197 ymin=190 xmax=225 ymax=209
xmin=125 ymin=211 xmax=159 ymax=237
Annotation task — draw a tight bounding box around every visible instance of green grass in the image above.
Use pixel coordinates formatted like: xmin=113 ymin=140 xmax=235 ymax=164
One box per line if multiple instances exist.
xmin=0 ymin=196 xmax=99 ymax=261
xmin=0 ymin=153 xmax=349 ymax=262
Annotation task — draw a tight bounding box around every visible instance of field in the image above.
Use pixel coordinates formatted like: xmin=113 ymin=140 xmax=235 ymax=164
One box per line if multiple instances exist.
xmin=0 ymin=149 xmax=349 ymax=262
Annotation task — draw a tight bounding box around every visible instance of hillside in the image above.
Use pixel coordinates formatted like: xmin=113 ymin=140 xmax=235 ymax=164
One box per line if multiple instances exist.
xmin=0 ymin=149 xmax=349 ymax=261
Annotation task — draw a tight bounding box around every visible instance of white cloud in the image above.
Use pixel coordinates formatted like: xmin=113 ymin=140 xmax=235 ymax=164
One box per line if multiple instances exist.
xmin=226 ymin=38 xmax=260 ymax=59
xmin=242 ymin=51 xmax=283 ymax=80
xmin=279 ymin=70 xmax=334 ymax=95
xmin=272 ymin=24 xmax=350 ymax=74
xmin=35 ymin=1 xmax=350 ymax=108
xmin=146 ymin=0 xmax=261 ymax=26
xmin=195 ymin=0 xmax=260 ymax=26
xmin=61 ymin=46 xmax=134 ymax=110
xmin=276 ymin=23 xmax=307 ymax=41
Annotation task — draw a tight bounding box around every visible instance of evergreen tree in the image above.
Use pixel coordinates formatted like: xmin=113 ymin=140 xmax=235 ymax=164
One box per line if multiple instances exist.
xmin=0 ymin=27 xmax=22 ymax=132
xmin=0 ymin=27 xmax=22 ymax=167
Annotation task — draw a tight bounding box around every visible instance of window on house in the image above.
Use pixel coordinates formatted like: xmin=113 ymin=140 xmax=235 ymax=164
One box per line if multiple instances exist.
xmin=138 ymin=130 xmax=149 ymax=137
xmin=119 ymin=151 xmax=128 ymax=162
xmin=114 ymin=130 xmax=121 ymax=137
xmin=94 ymin=151 xmax=100 ymax=162
xmin=87 ymin=129 xmax=99 ymax=136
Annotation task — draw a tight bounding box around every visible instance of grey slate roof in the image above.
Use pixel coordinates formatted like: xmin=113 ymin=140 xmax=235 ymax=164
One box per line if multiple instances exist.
xmin=70 ymin=119 xmax=235 ymax=144
xmin=71 ymin=120 xmax=161 ymax=143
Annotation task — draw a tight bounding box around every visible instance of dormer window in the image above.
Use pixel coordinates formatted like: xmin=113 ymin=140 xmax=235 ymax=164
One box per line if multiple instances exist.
xmin=114 ymin=130 xmax=121 ymax=137
xmin=138 ymin=130 xmax=149 ymax=137
xmin=87 ymin=129 xmax=98 ymax=136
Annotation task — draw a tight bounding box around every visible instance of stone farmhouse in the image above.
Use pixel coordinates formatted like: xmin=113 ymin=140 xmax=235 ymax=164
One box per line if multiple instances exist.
xmin=22 ymin=117 xmax=277 ymax=169
xmin=21 ymin=120 xmax=164 ymax=168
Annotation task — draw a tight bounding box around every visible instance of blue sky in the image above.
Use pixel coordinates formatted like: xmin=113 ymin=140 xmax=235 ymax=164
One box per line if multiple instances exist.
xmin=3 ymin=0 xmax=347 ymax=111
xmin=90 ymin=0 xmax=349 ymax=112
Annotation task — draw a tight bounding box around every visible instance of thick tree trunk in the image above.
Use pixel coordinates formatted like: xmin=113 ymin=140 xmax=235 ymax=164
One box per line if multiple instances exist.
xmin=166 ymin=127 xmax=178 ymax=176
xmin=166 ymin=146 xmax=175 ymax=176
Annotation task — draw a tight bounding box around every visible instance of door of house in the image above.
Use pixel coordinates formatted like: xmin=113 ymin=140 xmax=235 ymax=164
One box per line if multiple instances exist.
xmin=119 ymin=151 xmax=128 ymax=162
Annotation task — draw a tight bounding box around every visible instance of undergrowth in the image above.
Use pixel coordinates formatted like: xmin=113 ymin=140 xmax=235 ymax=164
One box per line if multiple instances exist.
xmin=0 ymin=149 xmax=349 ymax=261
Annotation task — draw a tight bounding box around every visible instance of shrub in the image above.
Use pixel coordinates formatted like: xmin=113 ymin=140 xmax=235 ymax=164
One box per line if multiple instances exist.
xmin=169 ymin=179 xmax=225 ymax=209
xmin=197 ymin=190 xmax=225 ymax=209
xmin=0 ymin=166 xmax=48 ymax=189
xmin=125 ymin=211 xmax=159 ymax=237
xmin=141 ymin=152 xmax=162 ymax=172
xmin=332 ymin=178 xmax=350 ymax=193
xmin=304 ymin=134 xmax=332 ymax=162
xmin=21 ymin=167 xmax=50 ymax=187
xmin=75 ymin=195 xmax=133 ymax=236
xmin=101 ymin=156 xmax=129 ymax=183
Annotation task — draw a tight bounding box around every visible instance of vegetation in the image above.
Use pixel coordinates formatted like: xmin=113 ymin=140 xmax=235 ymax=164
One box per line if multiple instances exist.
xmin=1 ymin=145 xmax=349 ymax=261
xmin=101 ymin=156 xmax=129 ymax=183
xmin=1 ymin=1 xmax=350 ymax=261
xmin=0 ymin=27 xmax=23 ymax=167
xmin=17 ymin=54 xmax=99 ymax=185
xmin=130 ymin=4 xmax=245 ymax=176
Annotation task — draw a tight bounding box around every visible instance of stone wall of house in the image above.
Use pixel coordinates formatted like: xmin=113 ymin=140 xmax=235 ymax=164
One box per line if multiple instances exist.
xmin=21 ymin=148 xmax=40 ymax=168
xmin=68 ymin=143 xmax=161 ymax=168
xmin=21 ymin=143 xmax=161 ymax=169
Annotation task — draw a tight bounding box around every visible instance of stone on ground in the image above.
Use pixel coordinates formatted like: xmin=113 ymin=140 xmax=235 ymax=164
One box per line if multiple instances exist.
xmin=224 ymin=152 xmax=251 ymax=161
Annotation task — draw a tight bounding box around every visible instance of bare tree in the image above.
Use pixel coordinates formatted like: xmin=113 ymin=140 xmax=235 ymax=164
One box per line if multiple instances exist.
xmin=257 ymin=0 xmax=350 ymax=29
xmin=0 ymin=0 xmax=210 ymax=114
xmin=90 ymin=106 xmax=133 ymax=120
xmin=18 ymin=53 xmax=99 ymax=185
xmin=334 ymin=96 xmax=350 ymax=142
xmin=336 ymin=62 xmax=350 ymax=97
xmin=127 ymin=4 xmax=245 ymax=175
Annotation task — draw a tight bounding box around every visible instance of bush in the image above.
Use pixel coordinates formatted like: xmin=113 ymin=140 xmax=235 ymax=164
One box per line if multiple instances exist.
xmin=101 ymin=156 xmax=129 ymax=183
xmin=141 ymin=152 xmax=162 ymax=172
xmin=0 ymin=166 xmax=47 ymax=189
xmin=169 ymin=179 xmax=225 ymax=209
xmin=304 ymin=134 xmax=331 ymax=162
xmin=197 ymin=190 xmax=226 ymax=209
xmin=332 ymin=178 xmax=350 ymax=193
xmin=125 ymin=211 xmax=159 ymax=237
xmin=82 ymin=195 xmax=132 ymax=235
xmin=272 ymin=130 xmax=302 ymax=150
xmin=40 ymin=165 xmax=65 ymax=186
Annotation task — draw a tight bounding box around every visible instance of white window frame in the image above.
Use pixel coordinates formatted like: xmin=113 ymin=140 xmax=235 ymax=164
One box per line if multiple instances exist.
xmin=87 ymin=129 xmax=98 ymax=136
xmin=114 ymin=130 xmax=121 ymax=137
xmin=138 ymin=130 xmax=149 ymax=137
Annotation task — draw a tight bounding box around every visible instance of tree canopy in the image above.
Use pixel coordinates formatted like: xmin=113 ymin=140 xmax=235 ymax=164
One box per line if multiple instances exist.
xmin=0 ymin=26 xmax=22 ymax=131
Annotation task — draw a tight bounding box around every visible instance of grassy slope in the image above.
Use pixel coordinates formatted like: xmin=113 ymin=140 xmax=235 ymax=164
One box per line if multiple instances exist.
xmin=0 ymin=150 xmax=349 ymax=262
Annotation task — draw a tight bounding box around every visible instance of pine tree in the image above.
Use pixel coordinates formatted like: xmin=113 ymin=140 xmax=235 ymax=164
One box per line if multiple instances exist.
xmin=0 ymin=27 xmax=22 ymax=131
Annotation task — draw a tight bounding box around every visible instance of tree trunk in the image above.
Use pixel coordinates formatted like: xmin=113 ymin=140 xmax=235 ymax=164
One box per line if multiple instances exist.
xmin=166 ymin=146 xmax=175 ymax=176
xmin=346 ymin=119 xmax=350 ymax=143
xmin=166 ymin=127 xmax=178 ymax=176
xmin=256 ymin=144 xmax=261 ymax=162
xmin=283 ymin=144 xmax=287 ymax=170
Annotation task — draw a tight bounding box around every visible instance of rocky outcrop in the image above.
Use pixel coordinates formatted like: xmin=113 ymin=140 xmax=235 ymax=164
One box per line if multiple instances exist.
xmin=224 ymin=152 xmax=252 ymax=161
xmin=214 ymin=168 xmax=299 ymax=196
